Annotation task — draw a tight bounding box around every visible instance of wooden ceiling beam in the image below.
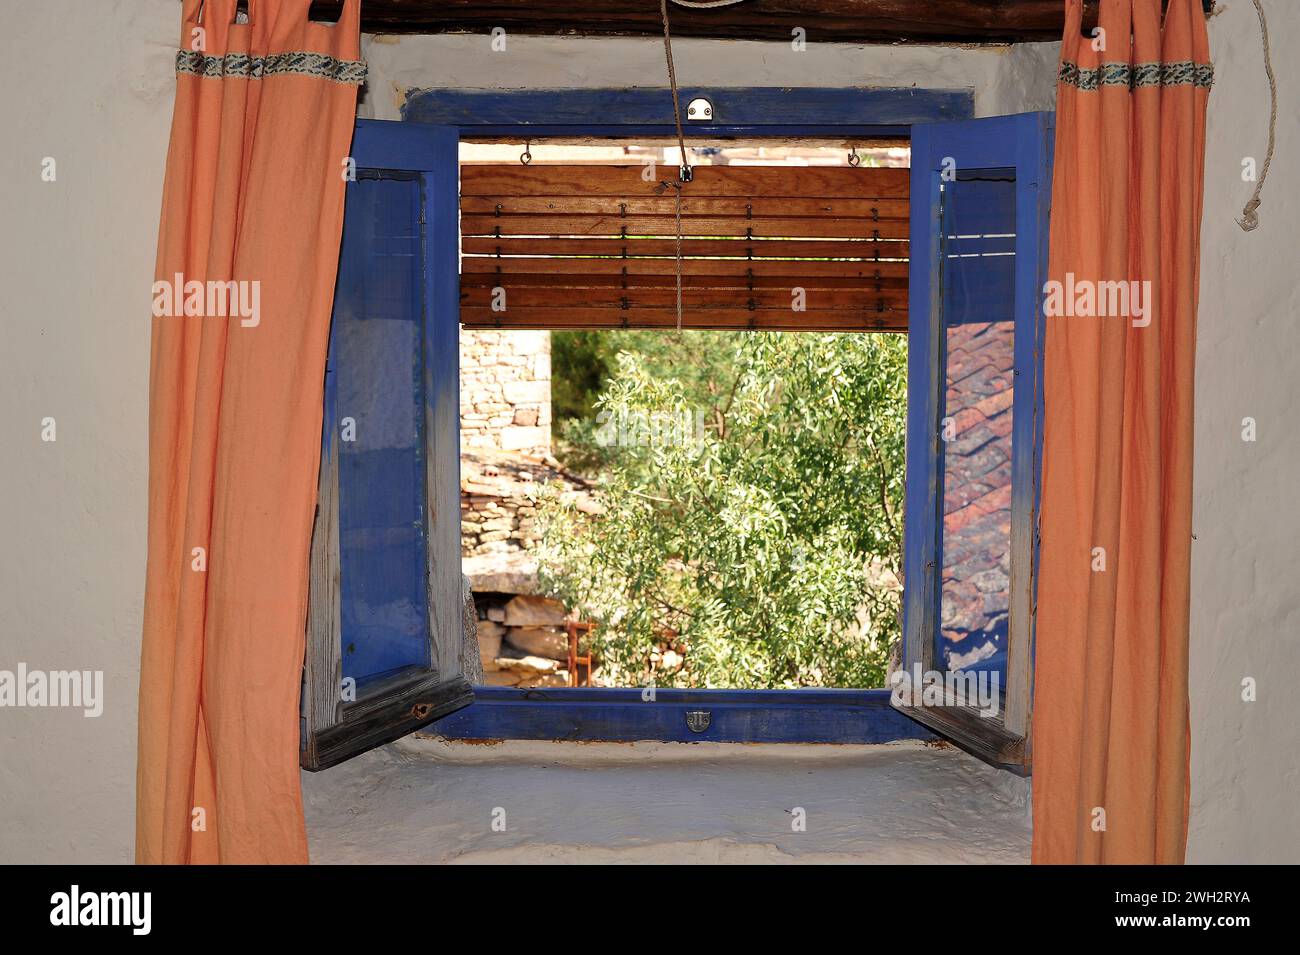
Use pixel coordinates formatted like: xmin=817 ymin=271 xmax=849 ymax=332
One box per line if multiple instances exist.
xmin=308 ymin=1 xmax=1109 ymax=45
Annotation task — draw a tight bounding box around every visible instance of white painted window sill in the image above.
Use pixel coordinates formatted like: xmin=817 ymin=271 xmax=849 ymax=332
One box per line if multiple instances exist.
xmin=303 ymin=736 xmax=1031 ymax=864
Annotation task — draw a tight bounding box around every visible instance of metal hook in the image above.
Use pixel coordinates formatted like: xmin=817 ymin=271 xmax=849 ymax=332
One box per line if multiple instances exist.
xmin=847 ymin=145 xmax=862 ymax=167
xmin=520 ymin=141 xmax=532 ymax=165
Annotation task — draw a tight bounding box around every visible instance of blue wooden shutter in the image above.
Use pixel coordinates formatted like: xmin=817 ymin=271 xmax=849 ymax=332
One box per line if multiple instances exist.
xmin=302 ymin=120 xmax=469 ymax=770
xmin=899 ymin=112 xmax=1053 ymax=772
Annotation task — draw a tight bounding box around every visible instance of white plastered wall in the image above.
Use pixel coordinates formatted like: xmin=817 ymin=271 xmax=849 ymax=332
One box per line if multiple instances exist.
xmin=0 ymin=0 xmax=1294 ymax=863
xmin=357 ymin=32 xmax=1059 ymax=119
xmin=1184 ymin=1 xmax=1300 ymax=864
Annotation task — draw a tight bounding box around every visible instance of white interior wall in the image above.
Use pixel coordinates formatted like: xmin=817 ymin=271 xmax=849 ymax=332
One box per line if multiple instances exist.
xmin=357 ymin=32 xmax=1058 ymax=120
xmin=0 ymin=0 xmax=1294 ymax=864
xmin=1185 ymin=0 xmax=1300 ymax=864
xmin=0 ymin=0 xmax=175 ymax=864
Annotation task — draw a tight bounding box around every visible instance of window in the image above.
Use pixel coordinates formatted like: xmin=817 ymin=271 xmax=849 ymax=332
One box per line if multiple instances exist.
xmin=301 ymin=125 xmax=467 ymax=771
xmin=301 ymin=92 xmax=1051 ymax=774
xmin=899 ymin=114 xmax=1053 ymax=773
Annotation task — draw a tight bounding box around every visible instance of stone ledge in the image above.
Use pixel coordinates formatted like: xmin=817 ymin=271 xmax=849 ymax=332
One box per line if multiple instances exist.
xmin=462 ymin=552 xmax=540 ymax=595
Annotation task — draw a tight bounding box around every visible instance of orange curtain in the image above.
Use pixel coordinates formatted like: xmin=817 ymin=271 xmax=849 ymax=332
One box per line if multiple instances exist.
xmin=137 ymin=0 xmax=363 ymax=864
xmin=1033 ymin=0 xmax=1210 ymax=864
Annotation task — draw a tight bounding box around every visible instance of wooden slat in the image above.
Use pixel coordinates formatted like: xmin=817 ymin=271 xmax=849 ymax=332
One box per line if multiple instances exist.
xmin=462 ymin=258 xmax=906 ymax=280
xmin=461 ymin=214 xmax=909 ymax=239
xmin=458 ymin=160 xmax=910 ymax=330
xmin=461 ymin=271 xmax=911 ymax=291
xmin=461 ymin=236 xmax=910 ymax=260
xmin=461 ymin=306 xmax=907 ymax=332
xmin=461 ymin=286 xmax=908 ymax=310
xmin=461 ymin=195 xmax=909 ymax=220
xmin=461 ymin=164 xmax=908 ymax=199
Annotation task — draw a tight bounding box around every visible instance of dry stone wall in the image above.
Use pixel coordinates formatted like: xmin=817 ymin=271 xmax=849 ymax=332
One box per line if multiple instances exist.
xmin=460 ymin=328 xmax=552 ymax=456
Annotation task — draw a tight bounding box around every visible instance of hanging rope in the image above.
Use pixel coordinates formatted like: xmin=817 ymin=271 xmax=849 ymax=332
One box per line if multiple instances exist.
xmin=1238 ymin=0 xmax=1276 ymax=232
xmin=660 ymin=0 xmax=693 ymax=330
xmin=658 ymin=0 xmax=752 ymax=328
xmin=660 ymin=0 xmax=693 ymax=184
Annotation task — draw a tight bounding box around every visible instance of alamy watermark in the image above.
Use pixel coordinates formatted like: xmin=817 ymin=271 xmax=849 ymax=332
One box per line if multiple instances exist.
xmin=0 ymin=664 xmax=103 ymax=717
xmin=594 ymin=408 xmax=705 ymax=449
xmin=889 ymin=662 xmax=1000 ymax=717
xmin=50 ymin=886 xmax=150 ymax=935
xmin=152 ymin=273 xmax=261 ymax=327
xmin=1042 ymin=272 xmax=1152 ymax=327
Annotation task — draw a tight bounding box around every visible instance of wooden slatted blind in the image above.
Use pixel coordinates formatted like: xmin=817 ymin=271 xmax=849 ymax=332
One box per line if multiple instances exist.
xmin=460 ymin=164 xmax=908 ymax=331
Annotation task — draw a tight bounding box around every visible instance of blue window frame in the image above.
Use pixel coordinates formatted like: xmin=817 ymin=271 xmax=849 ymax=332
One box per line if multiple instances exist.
xmin=305 ymin=88 xmax=1054 ymax=768
xmin=301 ymin=123 xmax=469 ymax=771
xmin=899 ymin=113 xmax=1054 ymax=773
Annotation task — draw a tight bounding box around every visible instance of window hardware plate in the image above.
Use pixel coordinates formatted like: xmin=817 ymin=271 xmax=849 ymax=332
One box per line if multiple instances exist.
xmin=685 ymin=709 xmax=711 ymax=733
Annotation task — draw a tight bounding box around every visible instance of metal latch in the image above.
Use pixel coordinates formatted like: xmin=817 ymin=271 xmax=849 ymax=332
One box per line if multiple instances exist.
xmin=685 ymin=709 xmax=711 ymax=733
xmin=686 ymin=97 xmax=713 ymax=122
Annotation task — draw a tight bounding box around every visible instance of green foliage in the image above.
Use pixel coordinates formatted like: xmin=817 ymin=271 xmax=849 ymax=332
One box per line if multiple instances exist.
xmin=551 ymin=331 xmax=615 ymax=423
xmin=551 ymin=331 xmax=619 ymax=474
xmin=551 ymin=329 xmax=741 ymax=475
xmin=537 ymin=331 xmax=906 ymax=689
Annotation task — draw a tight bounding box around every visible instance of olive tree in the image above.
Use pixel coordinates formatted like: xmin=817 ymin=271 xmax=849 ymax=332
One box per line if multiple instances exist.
xmin=537 ymin=331 xmax=906 ymax=689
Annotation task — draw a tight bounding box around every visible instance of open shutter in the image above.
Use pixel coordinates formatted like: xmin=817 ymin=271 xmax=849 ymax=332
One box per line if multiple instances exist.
xmin=302 ymin=120 xmax=470 ymax=771
xmin=897 ymin=112 xmax=1053 ymax=774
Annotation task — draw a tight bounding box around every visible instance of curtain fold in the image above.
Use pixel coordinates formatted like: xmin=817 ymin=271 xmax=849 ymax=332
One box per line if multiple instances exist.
xmin=137 ymin=0 xmax=364 ymax=864
xmin=1033 ymin=0 xmax=1210 ymax=864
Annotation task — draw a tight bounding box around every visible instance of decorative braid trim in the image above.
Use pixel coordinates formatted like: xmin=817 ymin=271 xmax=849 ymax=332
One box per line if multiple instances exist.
xmin=1059 ymin=60 xmax=1213 ymax=91
xmin=176 ymin=49 xmax=367 ymax=85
